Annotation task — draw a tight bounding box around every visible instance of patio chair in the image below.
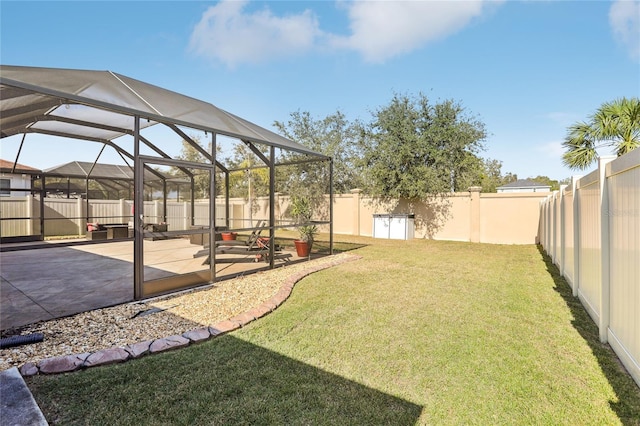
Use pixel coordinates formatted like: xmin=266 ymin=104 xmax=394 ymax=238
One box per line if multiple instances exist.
xmin=215 ymin=235 xmax=276 ymax=255
xmin=214 ymin=220 xmax=265 ymax=248
xmin=193 ymin=220 xmax=265 ymax=259
xmin=203 ymin=234 xmax=291 ymax=265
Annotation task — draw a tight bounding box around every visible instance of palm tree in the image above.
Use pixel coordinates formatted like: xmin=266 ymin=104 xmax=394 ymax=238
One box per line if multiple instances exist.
xmin=562 ymin=97 xmax=640 ymax=170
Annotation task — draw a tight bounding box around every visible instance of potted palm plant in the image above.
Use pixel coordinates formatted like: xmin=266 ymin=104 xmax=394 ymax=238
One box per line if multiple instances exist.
xmin=290 ymin=195 xmax=317 ymax=257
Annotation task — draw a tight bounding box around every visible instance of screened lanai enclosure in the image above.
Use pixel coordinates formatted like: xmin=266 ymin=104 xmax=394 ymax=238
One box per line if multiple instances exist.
xmin=1 ymin=160 xmax=191 ymax=239
xmin=0 ymin=65 xmax=333 ymax=323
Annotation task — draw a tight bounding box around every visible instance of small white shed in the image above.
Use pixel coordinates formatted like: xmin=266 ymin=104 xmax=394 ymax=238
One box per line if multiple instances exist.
xmin=373 ymin=214 xmax=415 ymax=240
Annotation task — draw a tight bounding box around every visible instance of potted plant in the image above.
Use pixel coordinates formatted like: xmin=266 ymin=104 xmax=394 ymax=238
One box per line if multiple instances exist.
xmin=221 ymin=231 xmax=237 ymax=241
xmin=290 ymin=195 xmax=317 ymax=257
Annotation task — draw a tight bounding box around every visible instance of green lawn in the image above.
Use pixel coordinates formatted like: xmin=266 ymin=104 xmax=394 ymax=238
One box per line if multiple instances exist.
xmin=27 ymin=237 xmax=640 ymax=425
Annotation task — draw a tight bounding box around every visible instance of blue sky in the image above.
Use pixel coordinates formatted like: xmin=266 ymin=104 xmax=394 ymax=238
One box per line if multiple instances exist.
xmin=1 ymin=0 xmax=639 ymax=182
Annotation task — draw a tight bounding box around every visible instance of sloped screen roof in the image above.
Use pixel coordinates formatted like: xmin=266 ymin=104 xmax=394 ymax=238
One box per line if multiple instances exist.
xmin=44 ymin=161 xmax=169 ymax=182
xmin=0 ymin=65 xmax=325 ymax=158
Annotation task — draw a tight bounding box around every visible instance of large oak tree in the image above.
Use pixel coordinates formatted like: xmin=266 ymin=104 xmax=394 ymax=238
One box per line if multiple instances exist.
xmin=359 ymin=93 xmax=487 ymax=201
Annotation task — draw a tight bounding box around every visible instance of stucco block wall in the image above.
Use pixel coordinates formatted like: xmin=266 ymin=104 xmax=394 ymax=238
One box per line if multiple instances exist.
xmin=479 ymin=193 xmax=544 ymax=244
xmin=2 ymin=189 xmax=547 ymax=244
xmin=316 ymin=190 xmax=547 ymax=244
xmin=429 ymin=194 xmax=472 ymax=241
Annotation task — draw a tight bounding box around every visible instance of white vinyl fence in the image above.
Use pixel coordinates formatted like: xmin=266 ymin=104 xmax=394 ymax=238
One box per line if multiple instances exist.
xmin=0 ymin=195 xmax=38 ymax=237
xmin=540 ymin=149 xmax=640 ymax=388
xmin=0 ymin=197 xmax=237 ymax=237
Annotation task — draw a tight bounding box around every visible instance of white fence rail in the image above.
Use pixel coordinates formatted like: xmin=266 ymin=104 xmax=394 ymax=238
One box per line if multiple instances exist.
xmin=0 ymin=196 xmax=35 ymax=237
xmin=540 ymin=150 xmax=640 ymax=388
xmin=0 ymin=198 xmax=236 ymax=237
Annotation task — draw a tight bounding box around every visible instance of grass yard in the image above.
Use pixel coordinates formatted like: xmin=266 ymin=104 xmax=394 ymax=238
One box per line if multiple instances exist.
xmin=27 ymin=237 xmax=640 ymax=425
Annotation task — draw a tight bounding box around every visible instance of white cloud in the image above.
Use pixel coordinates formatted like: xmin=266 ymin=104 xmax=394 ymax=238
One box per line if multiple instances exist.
xmin=189 ymin=0 xmax=501 ymax=67
xmin=609 ymin=0 xmax=640 ymax=60
xmin=188 ymin=1 xmax=323 ymax=67
xmin=330 ymin=1 xmax=500 ymax=63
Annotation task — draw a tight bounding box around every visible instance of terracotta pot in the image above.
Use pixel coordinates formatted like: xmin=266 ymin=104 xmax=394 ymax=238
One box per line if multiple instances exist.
xmin=294 ymin=240 xmax=311 ymax=257
xmin=221 ymin=232 xmax=237 ymax=241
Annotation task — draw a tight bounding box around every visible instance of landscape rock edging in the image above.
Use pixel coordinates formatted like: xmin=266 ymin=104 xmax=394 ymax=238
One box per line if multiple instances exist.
xmin=20 ymin=254 xmax=360 ymax=376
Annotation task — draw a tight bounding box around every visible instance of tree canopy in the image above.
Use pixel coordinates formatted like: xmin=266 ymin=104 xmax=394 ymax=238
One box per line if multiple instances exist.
xmin=224 ymin=143 xmax=270 ymax=199
xmin=272 ymin=110 xmax=361 ymax=214
xmin=562 ymin=97 xmax=640 ymax=170
xmin=359 ymin=93 xmax=487 ymax=201
xmin=172 ymin=136 xmax=223 ymax=199
xmin=477 ymin=159 xmax=517 ymax=193
xmin=527 ymin=175 xmax=566 ymax=192
xmin=273 ymin=94 xmax=526 ymax=205
xmin=273 ymin=110 xmax=364 ymax=195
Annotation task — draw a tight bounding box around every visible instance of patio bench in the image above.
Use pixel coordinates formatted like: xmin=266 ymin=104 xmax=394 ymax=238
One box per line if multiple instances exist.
xmin=104 ymin=224 xmax=129 ymax=239
xmin=87 ymin=223 xmax=131 ymax=240
xmin=86 ymin=230 xmax=108 ymax=240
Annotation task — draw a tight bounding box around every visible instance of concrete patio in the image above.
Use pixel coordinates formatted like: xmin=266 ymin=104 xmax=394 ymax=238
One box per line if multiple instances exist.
xmin=1 ymin=238 xmax=297 ymax=331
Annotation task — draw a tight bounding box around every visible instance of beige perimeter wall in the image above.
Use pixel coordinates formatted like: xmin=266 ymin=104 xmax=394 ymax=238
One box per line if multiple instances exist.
xmin=329 ymin=189 xmax=546 ymax=244
xmin=240 ymin=188 xmax=548 ymax=245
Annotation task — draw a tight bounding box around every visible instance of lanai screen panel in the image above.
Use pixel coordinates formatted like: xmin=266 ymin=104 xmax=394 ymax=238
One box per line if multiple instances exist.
xmin=1 ymin=64 xmax=332 ymax=300
xmin=0 ymin=65 xmax=326 ymax=158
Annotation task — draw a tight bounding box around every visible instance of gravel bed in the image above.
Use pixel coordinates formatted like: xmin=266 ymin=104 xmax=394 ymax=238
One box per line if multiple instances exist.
xmin=0 ymin=254 xmax=353 ymax=370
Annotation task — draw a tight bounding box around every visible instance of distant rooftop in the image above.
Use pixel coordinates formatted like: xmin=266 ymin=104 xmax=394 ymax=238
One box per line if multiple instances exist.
xmin=0 ymin=159 xmax=40 ymax=173
xmin=497 ymin=179 xmax=551 ymax=189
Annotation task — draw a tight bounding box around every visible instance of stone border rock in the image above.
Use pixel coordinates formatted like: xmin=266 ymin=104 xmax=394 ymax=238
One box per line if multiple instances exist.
xmin=18 ymin=254 xmax=361 ymax=377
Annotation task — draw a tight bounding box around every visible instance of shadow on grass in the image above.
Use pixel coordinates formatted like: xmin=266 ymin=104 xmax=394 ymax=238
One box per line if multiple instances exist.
xmin=313 ymin=240 xmax=368 ymax=254
xmin=273 ymin=236 xmax=368 ymax=255
xmin=28 ymin=334 xmax=422 ymax=425
xmin=537 ymin=246 xmax=640 ymax=425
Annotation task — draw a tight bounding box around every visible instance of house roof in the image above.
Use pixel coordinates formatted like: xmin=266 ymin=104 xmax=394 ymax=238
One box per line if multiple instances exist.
xmin=0 ymin=158 xmax=41 ymax=173
xmin=0 ymin=65 xmax=326 ymax=159
xmin=496 ymin=179 xmax=551 ymax=189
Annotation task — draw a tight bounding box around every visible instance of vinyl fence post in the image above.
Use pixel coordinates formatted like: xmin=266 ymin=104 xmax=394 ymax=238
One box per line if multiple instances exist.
xmin=26 ymin=194 xmax=33 ymax=236
xmin=559 ymin=185 xmax=567 ymax=276
xmin=571 ymin=175 xmax=581 ymax=297
xmin=119 ymin=199 xmax=126 ymax=224
xmin=77 ymin=196 xmax=83 ymax=236
xmin=551 ymin=192 xmax=558 ymax=264
xmin=598 ymin=156 xmax=615 ymax=343
xmin=183 ymin=201 xmax=189 ymax=230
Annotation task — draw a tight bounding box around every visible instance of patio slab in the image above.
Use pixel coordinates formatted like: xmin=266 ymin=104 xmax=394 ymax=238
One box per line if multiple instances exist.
xmin=1 ymin=238 xmax=296 ymax=330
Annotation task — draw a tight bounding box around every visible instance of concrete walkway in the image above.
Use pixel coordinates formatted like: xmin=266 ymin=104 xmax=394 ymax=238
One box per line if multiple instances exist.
xmin=0 ymin=367 xmax=47 ymax=426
